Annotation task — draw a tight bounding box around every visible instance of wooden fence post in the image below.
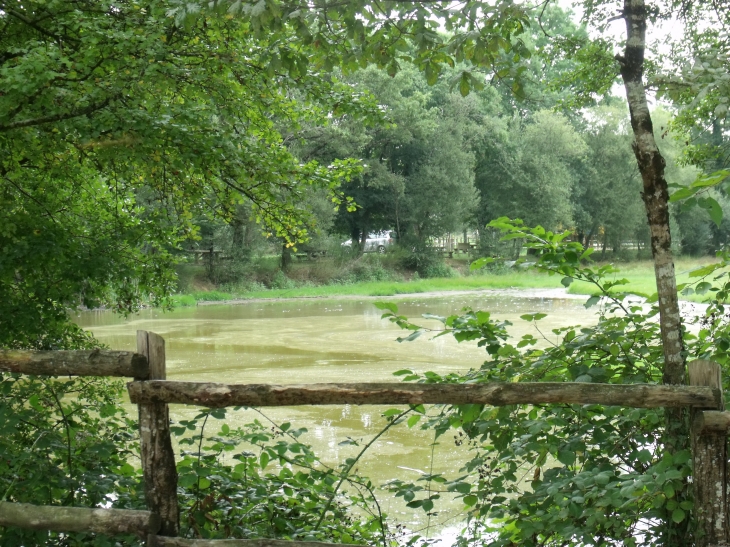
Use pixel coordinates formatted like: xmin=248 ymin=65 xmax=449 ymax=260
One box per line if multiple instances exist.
xmin=137 ymin=330 xmax=179 ymax=536
xmin=689 ymin=360 xmax=728 ymax=546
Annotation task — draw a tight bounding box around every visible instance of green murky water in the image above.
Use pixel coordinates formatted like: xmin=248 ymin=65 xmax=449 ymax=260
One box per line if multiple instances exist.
xmin=75 ymin=288 xmax=594 ymax=539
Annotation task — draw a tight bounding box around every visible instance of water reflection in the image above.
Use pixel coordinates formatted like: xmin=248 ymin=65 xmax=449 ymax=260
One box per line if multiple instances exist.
xmin=75 ymin=289 xmax=594 ymax=539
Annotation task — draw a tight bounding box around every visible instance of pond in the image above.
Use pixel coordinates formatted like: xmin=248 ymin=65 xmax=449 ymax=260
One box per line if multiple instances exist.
xmin=75 ymin=288 xmax=596 ymax=541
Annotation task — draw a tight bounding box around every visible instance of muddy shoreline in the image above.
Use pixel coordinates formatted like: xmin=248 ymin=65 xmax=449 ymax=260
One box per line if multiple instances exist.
xmin=194 ymin=287 xmax=588 ymax=306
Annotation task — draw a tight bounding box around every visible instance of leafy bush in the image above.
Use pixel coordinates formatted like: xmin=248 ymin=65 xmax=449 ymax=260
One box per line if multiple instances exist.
xmin=190 ymin=290 xmax=234 ymax=301
xmin=0 ymin=375 xmax=141 ymax=546
xmin=375 ymin=218 xmax=730 ymax=546
xmin=332 ymin=255 xmax=399 ymax=284
xmin=466 ymin=260 xmax=512 ymax=276
xmin=421 ymin=262 xmax=458 ymax=279
xmin=172 ymin=294 xmax=198 ymax=307
xmin=396 ymin=245 xmax=455 ymax=278
xmin=396 ymin=245 xmax=436 ymax=273
xmin=209 ymin=258 xmax=255 ymax=286
xmin=270 ymin=270 xmax=297 ymax=290
xmin=0 ymin=378 xmax=389 ymax=546
xmin=165 ymin=410 xmax=387 ymax=544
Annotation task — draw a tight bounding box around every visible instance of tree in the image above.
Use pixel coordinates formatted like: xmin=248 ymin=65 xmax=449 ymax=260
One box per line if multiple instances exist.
xmin=399 ymin=96 xmax=477 ymax=242
xmin=573 ymin=104 xmax=646 ymax=255
xmin=476 ymin=109 xmax=586 ymax=233
xmin=1 ymin=0 xmax=370 ymax=347
xmin=651 ymin=108 xmax=730 ymax=256
xmin=300 ymin=65 xmax=478 ymax=247
xmin=366 ymin=69 xmax=478 ymax=244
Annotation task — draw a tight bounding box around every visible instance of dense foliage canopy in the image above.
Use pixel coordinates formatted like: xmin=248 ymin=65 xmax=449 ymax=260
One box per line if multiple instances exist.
xmin=0 ymin=0 xmax=374 ymax=348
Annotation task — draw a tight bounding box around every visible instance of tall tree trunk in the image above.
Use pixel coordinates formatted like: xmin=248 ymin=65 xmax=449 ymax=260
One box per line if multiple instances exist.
xmin=360 ymin=230 xmax=368 ymax=253
xmin=231 ymin=219 xmax=244 ymax=259
xmin=280 ymin=243 xmax=292 ymax=272
xmin=585 ymin=226 xmax=596 ymax=249
xmin=617 ymin=0 xmax=688 ymax=543
xmin=618 ymin=0 xmax=683 ymax=384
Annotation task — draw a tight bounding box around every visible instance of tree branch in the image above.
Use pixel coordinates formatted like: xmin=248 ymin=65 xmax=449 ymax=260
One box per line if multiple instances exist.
xmin=0 ymin=98 xmax=112 ymax=132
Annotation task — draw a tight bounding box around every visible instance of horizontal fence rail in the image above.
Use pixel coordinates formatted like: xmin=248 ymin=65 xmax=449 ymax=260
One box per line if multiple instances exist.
xmin=0 ymin=349 xmax=149 ymax=379
xmin=149 ymin=538 xmax=349 ymax=547
xmin=126 ymin=380 xmax=722 ymax=409
xmin=692 ymin=410 xmax=730 ymax=435
xmin=0 ymin=502 xmax=159 ymax=538
xmin=695 ymin=410 xmax=730 ymax=434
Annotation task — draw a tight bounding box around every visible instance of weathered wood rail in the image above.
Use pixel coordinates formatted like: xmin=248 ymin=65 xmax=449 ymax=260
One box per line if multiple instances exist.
xmin=148 ymin=538 xmax=346 ymax=547
xmin=695 ymin=410 xmax=730 ymax=434
xmin=2 ymin=333 xmax=729 ymax=546
xmin=0 ymin=502 xmax=159 ymax=537
xmin=0 ymin=349 xmax=149 ymax=378
xmin=127 ymin=379 xmax=721 ymax=409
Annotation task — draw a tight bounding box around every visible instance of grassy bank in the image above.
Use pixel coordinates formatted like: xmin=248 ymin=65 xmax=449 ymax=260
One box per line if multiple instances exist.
xmin=565 ymin=257 xmax=720 ymax=303
xmin=171 ymin=255 xmax=722 ymax=306
xmin=170 ymin=270 xmax=565 ymax=305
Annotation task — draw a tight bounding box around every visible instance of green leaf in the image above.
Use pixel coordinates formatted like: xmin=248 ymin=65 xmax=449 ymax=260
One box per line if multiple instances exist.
xmin=584 ymin=295 xmax=600 ymax=308
xmin=28 ymin=395 xmax=43 ymax=412
xmin=397 ymin=330 xmax=423 ymax=342
xmin=450 ymin=482 xmax=472 ymax=494
xmin=459 ymin=73 xmax=471 ymax=97
xmin=561 ymin=276 xmax=573 ymax=287
xmin=407 ymin=414 xmax=422 ymax=428
xmin=260 ymin=452 xmax=270 ymax=469
xmin=520 ymin=313 xmax=547 ymax=321
xmin=382 ymin=408 xmax=403 ymax=417
xmin=120 ymin=462 xmax=135 ymax=476
xmin=470 ymin=257 xmax=494 ymax=270
xmin=463 ymin=495 xmax=478 ymax=506
xmin=669 ymin=187 xmax=698 ymax=202
xmin=422 ymin=313 xmax=446 ymax=322
xmin=691 ymin=169 xmax=730 ymax=188
xmin=672 ymin=508 xmax=686 ymax=523
xmin=699 ymin=196 xmax=723 ymax=227
xmin=689 ymin=263 xmax=722 ymax=277
xmin=460 ymin=404 xmax=482 ymax=424
xmin=557 ymin=450 xmax=576 ymax=465
xmin=374 ymin=301 xmax=398 ymax=314
xmin=179 ymin=473 xmax=198 ymax=488
xmin=696 ymin=281 xmax=712 ymax=294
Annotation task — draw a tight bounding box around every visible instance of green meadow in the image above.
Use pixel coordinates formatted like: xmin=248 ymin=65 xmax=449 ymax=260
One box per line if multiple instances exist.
xmin=172 ymin=257 xmax=723 ymax=306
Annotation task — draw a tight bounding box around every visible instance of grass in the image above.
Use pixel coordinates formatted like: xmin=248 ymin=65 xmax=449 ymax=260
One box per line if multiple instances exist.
xmin=566 ymin=257 xmax=721 ymax=303
xmin=171 ymin=270 xmax=564 ymax=305
xmin=171 ymin=256 xmax=724 ymax=306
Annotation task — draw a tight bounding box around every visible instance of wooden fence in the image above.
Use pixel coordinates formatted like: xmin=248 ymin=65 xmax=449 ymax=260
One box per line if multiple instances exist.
xmin=1 ymin=330 xmax=729 ymax=546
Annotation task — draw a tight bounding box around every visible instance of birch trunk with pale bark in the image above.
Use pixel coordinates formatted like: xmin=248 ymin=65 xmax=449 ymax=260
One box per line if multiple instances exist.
xmin=617 ymin=0 xmax=683 ymax=383
xmin=616 ymin=0 xmax=688 ymax=543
